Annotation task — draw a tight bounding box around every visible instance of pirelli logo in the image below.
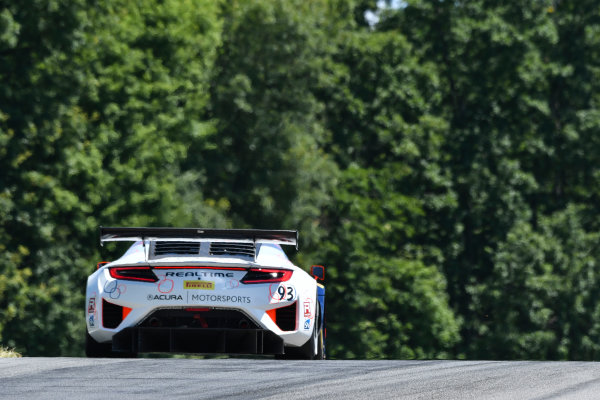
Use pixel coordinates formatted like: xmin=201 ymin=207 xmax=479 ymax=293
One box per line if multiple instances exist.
xmin=184 ymin=280 xmax=215 ymax=290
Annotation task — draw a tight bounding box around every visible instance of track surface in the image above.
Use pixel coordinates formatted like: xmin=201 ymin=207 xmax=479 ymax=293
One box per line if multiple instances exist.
xmin=2 ymin=358 xmax=600 ymax=399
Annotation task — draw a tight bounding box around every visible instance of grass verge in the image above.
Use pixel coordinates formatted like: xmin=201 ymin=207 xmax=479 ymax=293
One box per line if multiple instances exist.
xmin=0 ymin=346 xmax=21 ymax=358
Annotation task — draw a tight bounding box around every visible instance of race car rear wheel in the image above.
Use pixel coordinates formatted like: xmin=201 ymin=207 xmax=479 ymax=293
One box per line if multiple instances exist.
xmin=310 ymin=306 xmax=324 ymax=360
xmin=278 ymin=303 xmax=324 ymax=360
xmin=85 ymin=331 xmax=136 ymax=358
xmin=299 ymin=303 xmax=324 ymax=360
xmin=315 ymin=327 xmax=324 ymax=360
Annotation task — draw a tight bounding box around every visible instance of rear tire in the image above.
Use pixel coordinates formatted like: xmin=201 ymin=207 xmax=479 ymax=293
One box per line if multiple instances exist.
xmin=85 ymin=331 xmax=112 ymax=358
xmin=315 ymin=328 xmax=324 ymax=360
xmin=278 ymin=303 xmax=324 ymax=360
xmin=300 ymin=309 xmax=324 ymax=360
xmin=85 ymin=331 xmax=136 ymax=358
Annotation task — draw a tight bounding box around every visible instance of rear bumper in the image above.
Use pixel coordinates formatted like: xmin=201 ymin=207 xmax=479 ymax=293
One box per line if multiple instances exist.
xmin=112 ymin=327 xmax=285 ymax=355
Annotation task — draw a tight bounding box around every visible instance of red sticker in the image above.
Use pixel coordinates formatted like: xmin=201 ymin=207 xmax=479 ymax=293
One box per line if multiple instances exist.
xmin=156 ymin=275 xmax=174 ymax=294
xmin=88 ymin=297 xmax=96 ymax=314
xmin=303 ymin=299 xmax=312 ymax=318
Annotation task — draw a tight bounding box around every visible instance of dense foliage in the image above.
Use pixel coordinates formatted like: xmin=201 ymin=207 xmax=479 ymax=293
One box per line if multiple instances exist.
xmin=1 ymin=0 xmax=600 ymax=360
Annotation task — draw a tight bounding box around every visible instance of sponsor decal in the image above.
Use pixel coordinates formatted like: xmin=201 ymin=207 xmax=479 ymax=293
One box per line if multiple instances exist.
xmin=303 ymin=299 xmax=312 ymax=318
xmin=304 ymin=319 xmax=311 ymax=330
xmin=87 ymin=297 xmax=96 ymax=314
xmin=89 ymin=315 xmax=95 ymax=327
xmin=269 ymin=284 xmax=296 ymax=303
xmin=156 ymin=275 xmax=174 ymax=294
xmin=184 ymin=280 xmax=214 ymax=290
xmin=189 ymin=294 xmax=251 ymax=304
xmin=166 ymin=271 xmax=234 ymax=278
xmin=225 ymin=279 xmax=240 ymax=289
xmin=147 ymin=294 xmax=184 ymax=301
xmin=104 ymin=280 xmax=126 ymax=299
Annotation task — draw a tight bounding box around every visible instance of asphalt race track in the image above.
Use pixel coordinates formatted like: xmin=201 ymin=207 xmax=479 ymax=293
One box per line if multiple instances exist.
xmin=2 ymin=358 xmax=600 ymax=399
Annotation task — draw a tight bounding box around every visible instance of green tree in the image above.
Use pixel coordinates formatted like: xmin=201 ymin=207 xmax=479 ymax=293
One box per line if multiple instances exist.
xmin=0 ymin=0 xmax=223 ymax=355
xmin=472 ymin=207 xmax=600 ymax=360
xmin=319 ymin=166 xmax=459 ymax=358
xmin=0 ymin=0 xmax=91 ymax=356
xmin=311 ymin=18 xmax=460 ymax=358
xmin=378 ymin=0 xmax=600 ymax=359
xmin=204 ymin=0 xmax=337 ymax=246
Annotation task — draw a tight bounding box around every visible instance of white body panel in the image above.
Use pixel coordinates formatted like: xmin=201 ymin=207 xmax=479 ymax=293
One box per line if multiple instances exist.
xmin=86 ymin=241 xmax=317 ymax=349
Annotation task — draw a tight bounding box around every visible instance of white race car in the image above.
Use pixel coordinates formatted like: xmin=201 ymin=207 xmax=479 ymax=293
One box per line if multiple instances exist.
xmin=85 ymin=227 xmax=325 ymax=359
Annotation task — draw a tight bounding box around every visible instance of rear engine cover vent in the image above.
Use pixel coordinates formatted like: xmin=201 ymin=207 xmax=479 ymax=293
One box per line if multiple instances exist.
xmin=154 ymin=241 xmax=200 ymax=256
xmin=209 ymin=242 xmax=255 ymax=258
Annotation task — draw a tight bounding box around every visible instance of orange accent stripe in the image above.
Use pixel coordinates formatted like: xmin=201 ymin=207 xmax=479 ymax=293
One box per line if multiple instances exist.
xmin=97 ymin=261 xmax=110 ymax=270
xmin=122 ymin=306 xmax=132 ymax=320
xmin=266 ymin=308 xmax=277 ymax=324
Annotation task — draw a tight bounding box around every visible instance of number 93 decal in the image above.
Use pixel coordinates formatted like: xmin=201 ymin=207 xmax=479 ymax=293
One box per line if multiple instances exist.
xmin=269 ymin=283 xmax=296 ymax=303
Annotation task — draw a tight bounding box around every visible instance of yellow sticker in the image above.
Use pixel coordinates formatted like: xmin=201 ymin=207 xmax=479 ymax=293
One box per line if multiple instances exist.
xmin=184 ymin=280 xmax=215 ymax=290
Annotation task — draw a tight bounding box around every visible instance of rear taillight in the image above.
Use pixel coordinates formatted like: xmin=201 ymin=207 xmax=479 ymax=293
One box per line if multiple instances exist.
xmin=109 ymin=266 xmax=158 ymax=282
xmin=240 ymin=268 xmax=293 ymax=284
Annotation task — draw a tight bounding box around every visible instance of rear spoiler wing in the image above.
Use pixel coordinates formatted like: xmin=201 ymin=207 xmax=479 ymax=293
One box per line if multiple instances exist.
xmin=99 ymin=227 xmax=298 ymax=250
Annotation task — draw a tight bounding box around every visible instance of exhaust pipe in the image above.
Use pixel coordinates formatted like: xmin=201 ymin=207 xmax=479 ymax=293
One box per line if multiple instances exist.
xmin=238 ymin=319 xmax=249 ymax=329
